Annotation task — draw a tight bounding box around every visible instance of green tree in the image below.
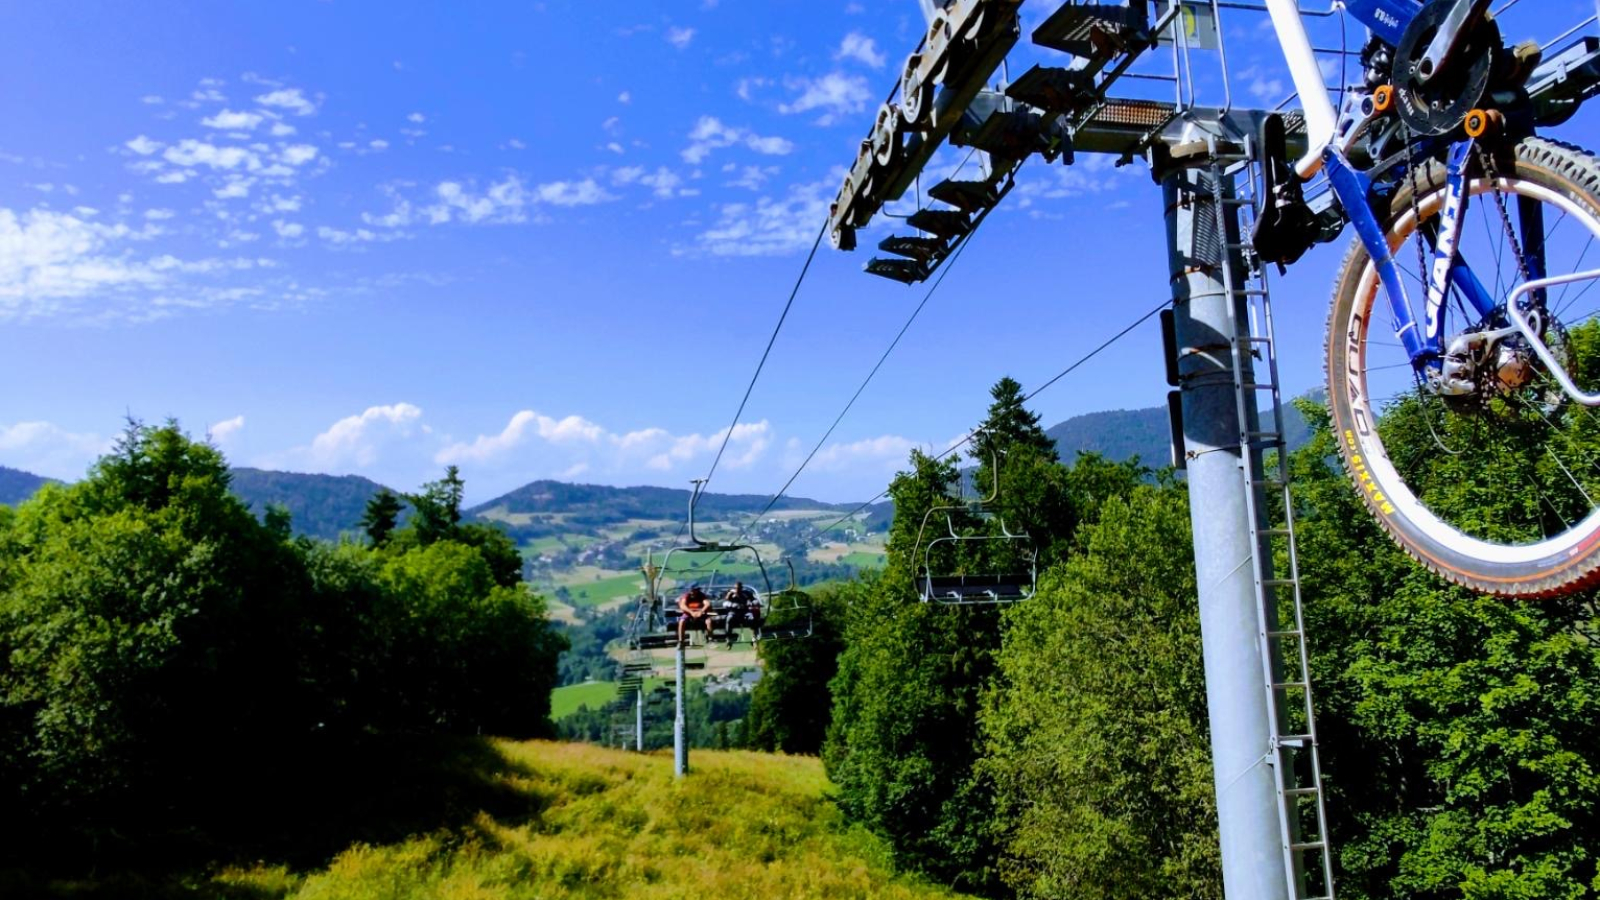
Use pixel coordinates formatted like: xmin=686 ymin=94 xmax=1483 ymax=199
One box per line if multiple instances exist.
xmin=0 ymin=421 xmax=312 ymax=813
xmin=1289 ymin=400 xmax=1600 ymax=900
xmin=409 ymin=465 xmax=465 ymax=545
xmin=361 ymin=487 xmax=405 ymax=547
xmin=746 ymin=582 xmax=849 ymax=755
xmin=824 ymin=450 xmax=1006 ymax=890
xmin=970 ymin=376 xmax=1057 ymax=468
xmin=982 ymin=485 xmax=1219 ymax=900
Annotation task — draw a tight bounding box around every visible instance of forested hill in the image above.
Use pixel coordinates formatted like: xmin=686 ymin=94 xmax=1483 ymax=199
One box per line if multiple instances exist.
xmin=0 ymin=466 xmax=53 ymax=507
xmin=468 ymin=479 xmax=856 ymax=524
xmin=1046 ymin=398 xmax=1315 ymax=465
xmin=228 ymin=467 xmax=394 ymax=541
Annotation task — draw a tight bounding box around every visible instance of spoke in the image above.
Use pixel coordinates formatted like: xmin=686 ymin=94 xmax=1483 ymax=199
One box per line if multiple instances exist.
xmin=1482 ymin=199 xmax=1507 ymax=301
xmin=1556 ymin=232 xmax=1597 ymax=313
xmin=1556 ymin=275 xmax=1600 ymax=320
xmin=1545 ymin=445 xmax=1593 ymax=519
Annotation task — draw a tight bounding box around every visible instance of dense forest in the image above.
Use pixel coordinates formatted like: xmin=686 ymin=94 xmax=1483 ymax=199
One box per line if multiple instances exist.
xmin=0 ymin=422 xmax=566 ymax=864
xmin=741 ymin=377 xmax=1600 ymax=900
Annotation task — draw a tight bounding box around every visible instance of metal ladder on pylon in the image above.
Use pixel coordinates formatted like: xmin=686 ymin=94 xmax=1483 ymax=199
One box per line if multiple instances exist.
xmin=1205 ymin=143 xmax=1336 ymax=900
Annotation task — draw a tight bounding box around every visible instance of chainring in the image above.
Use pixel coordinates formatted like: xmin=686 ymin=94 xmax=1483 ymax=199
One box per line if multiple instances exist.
xmin=1394 ymin=0 xmax=1500 ymax=137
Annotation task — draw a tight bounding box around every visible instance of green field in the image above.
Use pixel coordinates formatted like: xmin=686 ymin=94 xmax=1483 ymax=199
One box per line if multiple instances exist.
xmin=841 ymin=550 xmax=888 ymax=569
xmin=551 ymin=678 xmax=678 ymax=719
xmin=560 ymin=571 xmax=647 ymax=606
xmin=527 ymin=535 xmax=570 ymax=553
xmin=550 ymin=680 xmax=620 ymax=719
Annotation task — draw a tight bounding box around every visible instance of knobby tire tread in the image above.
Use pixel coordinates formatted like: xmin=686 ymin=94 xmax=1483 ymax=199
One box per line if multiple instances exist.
xmin=1325 ymin=136 xmax=1600 ymax=598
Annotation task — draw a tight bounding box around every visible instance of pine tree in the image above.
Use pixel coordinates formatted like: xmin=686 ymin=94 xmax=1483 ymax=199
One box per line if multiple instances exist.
xmin=360 ymin=488 xmax=404 ymax=547
xmin=970 ymin=377 xmax=1056 ymax=468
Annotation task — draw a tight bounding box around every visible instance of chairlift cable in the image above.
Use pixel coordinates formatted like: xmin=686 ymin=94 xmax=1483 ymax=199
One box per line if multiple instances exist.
xmin=697 ymin=219 xmax=827 ymax=493
xmin=816 ymin=297 xmax=1173 ymax=535
xmin=717 ymin=225 xmax=980 ymax=555
xmin=664 ymin=218 xmax=828 ymax=551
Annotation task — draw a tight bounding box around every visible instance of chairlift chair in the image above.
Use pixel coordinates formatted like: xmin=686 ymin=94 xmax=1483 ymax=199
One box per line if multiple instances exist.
xmin=753 ymin=558 xmax=814 ymax=642
xmin=914 ymin=440 xmax=1038 ymax=605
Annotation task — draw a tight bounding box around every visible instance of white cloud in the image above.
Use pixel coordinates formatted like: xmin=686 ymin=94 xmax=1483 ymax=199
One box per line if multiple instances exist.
xmin=163 ymin=139 xmax=259 ymax=171
xmin=437 ymin=410 xmax=772 ymax=475
xmin=437 ymin=410 xmax=606 ymax=464
xmin=726 ymin=165 xmax=779 ymax=190
xmin=420 ymin=175 xmax=614 ymax=224
xmin=255 ymin=88 xmax=317 ymax=116
xmin=0 ymin=208 xmax=164 ymax=316
xmin=407 ymin=112 xmax=426 ymax=124
xmin=209 ymin=415 xmax=245 ymax=444
xmin=302 ymin=403 xmax=424 ymax=469
xmin=617 ymin=91 xmax=632 ymax=104
xmin=317 ymin=225 xmax=389 ymax=245
xmin=125 ymin=135 xmax=162 ymax=156
xmin=0 ymin=420 xmax=109 ymax=480
xmin=836 ymin=32 xmax=886 ymax=68
xmin=280 ymin=144 xmax=319 ymax=166
xmin=272 ymin=220 xmax=304 ymax=238
xmin=201 ymin=109 xmax=265 ymax=130
xmin=690 ymin=176 xmax=831 ymax=256
xmin=682 ymin=115 xmax=794 ymax=164
xmin=804 ymin=434 xmax=917 ymax=472
xmin=665 ymin=26 xmax=695 ymax=49
xmin=611 ymin=165 xmax=691 ymax=199
xmin=779 ymin=72 xmax=872 ymax=125
xmin=213 ymin=176 xmax=254 ymax=200
xmin=269 ymin=121 xmax=297 ymax=137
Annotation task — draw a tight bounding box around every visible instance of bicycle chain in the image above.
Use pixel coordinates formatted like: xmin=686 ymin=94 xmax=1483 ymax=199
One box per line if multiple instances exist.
xmin=1475 ymin=141 xmax=1533 ymax=287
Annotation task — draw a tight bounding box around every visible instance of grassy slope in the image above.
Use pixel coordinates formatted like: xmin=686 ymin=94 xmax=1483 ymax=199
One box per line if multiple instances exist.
xmin=5 ymin=739 xmax=972 ymax=900
xmin=549 ymin=680 xmax=633 ymax=718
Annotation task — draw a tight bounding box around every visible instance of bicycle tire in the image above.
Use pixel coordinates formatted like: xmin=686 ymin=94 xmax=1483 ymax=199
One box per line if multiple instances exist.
xmin=1326 ymin=136 xmax=1600 ymax=598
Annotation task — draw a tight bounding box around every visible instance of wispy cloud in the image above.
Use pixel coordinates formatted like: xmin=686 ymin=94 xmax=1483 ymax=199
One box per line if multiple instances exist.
xmin=255 ymin=88 xmax=318 ymax=116
xmin=689 ymin=175 xmax=831 ymax=256
xmin=681 ymin=116 xmax=795 ymax=164
xmin=0 ymin=420 xmax=110 ymax=480
xmin=836 ymin=32 xmax=886 ymax=68
xmin=778 ymin=72 xmax=872 ymax=125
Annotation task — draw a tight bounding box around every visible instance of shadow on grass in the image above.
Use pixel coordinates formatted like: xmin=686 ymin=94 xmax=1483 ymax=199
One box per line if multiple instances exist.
xmin=0 ymin=734 xmax=545 ymax=900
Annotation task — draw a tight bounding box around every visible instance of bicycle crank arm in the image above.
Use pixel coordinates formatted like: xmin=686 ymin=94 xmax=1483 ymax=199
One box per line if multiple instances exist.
xmin=1508 ymin=268 xmax=1600 ymax=405
xmin=1416 ymin=0 xmax=1493 ymax=85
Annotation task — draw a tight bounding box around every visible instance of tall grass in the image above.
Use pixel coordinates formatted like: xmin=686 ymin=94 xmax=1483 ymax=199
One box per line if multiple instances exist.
xmin=6 ymin=739 xmax=972 ymax=900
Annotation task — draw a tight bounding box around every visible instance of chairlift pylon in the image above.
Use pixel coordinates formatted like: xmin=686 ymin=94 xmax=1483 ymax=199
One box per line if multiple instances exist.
xmin=913 ymin=438 xmax=1038 ymax=605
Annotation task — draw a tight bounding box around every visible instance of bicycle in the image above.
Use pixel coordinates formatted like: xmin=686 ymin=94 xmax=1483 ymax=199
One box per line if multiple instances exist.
xmin=1252 ymin=0 xmax=1600 ymax=596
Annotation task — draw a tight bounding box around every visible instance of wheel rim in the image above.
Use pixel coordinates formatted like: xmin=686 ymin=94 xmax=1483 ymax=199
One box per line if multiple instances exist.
xmin=1344 ymin=172 xmax=1600 ymax=568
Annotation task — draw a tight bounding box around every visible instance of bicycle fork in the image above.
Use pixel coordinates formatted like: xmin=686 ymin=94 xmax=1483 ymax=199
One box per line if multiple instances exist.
xmin=1323 ymin=139 xmax=1600 ymax=406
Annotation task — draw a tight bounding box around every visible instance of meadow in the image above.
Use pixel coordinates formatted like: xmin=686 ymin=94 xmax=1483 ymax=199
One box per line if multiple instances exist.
xmin=1 ymin=739 xmax=975 ymax=900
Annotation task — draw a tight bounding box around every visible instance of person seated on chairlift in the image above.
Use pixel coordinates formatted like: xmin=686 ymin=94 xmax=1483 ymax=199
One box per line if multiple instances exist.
xmin=677 ymin=582 xmax=714 ymax=646
xmin=721 ymin=580 xmax=762 ymax=637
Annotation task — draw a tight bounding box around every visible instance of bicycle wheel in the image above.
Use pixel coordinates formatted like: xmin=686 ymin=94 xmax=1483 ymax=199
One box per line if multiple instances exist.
xmin=1326 ymin=136 xmax=1600 ymax=597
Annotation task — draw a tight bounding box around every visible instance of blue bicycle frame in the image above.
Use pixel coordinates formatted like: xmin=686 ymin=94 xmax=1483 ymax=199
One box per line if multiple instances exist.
xmin=1311 ymin=0 xmax=1542 ymax=375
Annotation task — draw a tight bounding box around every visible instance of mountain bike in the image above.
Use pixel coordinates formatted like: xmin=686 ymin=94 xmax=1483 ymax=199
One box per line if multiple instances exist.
xmin=1253 ymin=0 xmax=1600 ymax=596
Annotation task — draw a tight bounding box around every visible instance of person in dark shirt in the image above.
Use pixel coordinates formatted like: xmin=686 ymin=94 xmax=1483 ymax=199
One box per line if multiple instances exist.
xmin=720 ymin=580 xmax=761 ymax=645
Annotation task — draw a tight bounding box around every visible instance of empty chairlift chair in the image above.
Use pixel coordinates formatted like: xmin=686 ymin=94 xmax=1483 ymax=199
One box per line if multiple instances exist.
xmin=753 ymin=559 xmax=814 ymax=642
xmin=913 ymin=444 xmax=1038 ymax=605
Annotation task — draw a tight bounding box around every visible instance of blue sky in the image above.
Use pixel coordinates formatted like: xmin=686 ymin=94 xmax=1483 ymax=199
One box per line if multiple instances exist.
xmin=2 ymin=0 xmax=1596 ymax=503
